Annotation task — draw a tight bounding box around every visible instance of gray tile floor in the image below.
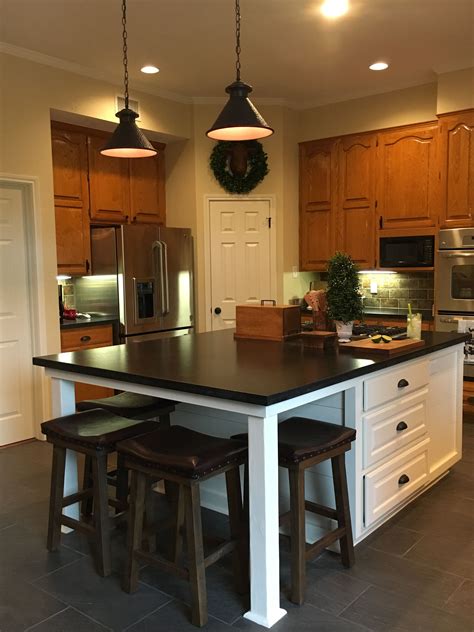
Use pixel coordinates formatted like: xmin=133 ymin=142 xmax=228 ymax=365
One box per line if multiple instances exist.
xmin=1 ymin=423 xmax=473 ymax=631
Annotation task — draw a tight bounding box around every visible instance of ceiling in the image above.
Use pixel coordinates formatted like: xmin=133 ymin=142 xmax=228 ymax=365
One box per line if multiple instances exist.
xmin=1 ymin=0 xmax=473 ymax=107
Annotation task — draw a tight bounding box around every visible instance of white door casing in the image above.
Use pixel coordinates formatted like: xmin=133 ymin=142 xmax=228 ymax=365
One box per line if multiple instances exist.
xmin=208 ymin=198 xmax=273 ymax=330
xmin=0 ymin=186 xmax=35 ymax=445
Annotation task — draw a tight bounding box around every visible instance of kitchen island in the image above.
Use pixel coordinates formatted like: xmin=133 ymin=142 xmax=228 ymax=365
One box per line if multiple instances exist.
xmin=33 ymin=330 xmax=467 ymax=628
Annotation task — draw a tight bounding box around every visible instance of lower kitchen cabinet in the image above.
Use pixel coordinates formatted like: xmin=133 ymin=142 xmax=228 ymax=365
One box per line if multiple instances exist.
xmin=60 ymin=324 xmax=114 ymax=403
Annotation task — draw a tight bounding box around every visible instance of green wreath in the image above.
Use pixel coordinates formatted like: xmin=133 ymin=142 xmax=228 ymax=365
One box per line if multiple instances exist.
xmin=209 ymin=140 xmax=269 ymax=194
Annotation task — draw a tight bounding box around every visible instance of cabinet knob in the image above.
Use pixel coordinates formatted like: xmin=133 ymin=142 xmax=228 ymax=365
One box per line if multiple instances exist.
xmin=397 ymin=378 xmax=409 ymax=388
xmin=80 ymin=335 xmax=91 ymax=343
xmin=214 ymin=307 xmax=222 ymax=315
xmin=396 ymin=421 xmax=408 ymax=432
xmin=398 ymin=474 xmax=410 ymax=486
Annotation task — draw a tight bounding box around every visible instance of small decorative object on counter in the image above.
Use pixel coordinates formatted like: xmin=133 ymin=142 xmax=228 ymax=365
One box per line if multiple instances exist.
xmin=235 ymin=300 xmax=300 ymax=341
xmin=406 ymin=303 xmax=422 ymax=339
xmin=304 ymin=289 xmax=328 ymax=331
xmin=326 ymin=252 xmax=364 ymax=340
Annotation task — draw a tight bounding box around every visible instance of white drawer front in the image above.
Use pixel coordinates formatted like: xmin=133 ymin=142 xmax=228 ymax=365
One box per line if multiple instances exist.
xmin=364 ymin=439 xmax=429 ymax=527
xmin=363 ymin=389 xmax=428 ymax=468
xmin=364 ymin=360 xmax=429 ymax=411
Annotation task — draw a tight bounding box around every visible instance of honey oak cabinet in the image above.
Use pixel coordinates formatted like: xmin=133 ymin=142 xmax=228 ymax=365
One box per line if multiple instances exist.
xmin=60 ymin=324 xmax=114 ymax=403
xmin=51 ymin=127 xmax=91 ymax=275
xmin=438 ymin=110 xmax=474 ymax=228
xmin=299 ymin=138 xmax=338 ymax=270
xmin=129 ymin=149 xmax=166 ymax=224
xmin=376 ymin=122 xmax=441 ymax=231
xmin=337 ymin=133 xmax=377 ymax=269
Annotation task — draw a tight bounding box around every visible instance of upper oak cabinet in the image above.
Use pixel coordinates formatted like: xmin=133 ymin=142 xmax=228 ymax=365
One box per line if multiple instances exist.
xmin=87 ymin=134 xmax=131 ymax=223
xmin=438 ymin=110 xmax=474 ymax=228
xmin=337 ymin=133 xmax=377 ymax=269
xmin=376 ymin=122 xmax=440 ymax=230
xmin=51 ymin=127 xmax=91 ymax=275
xmin=299 ymin=138 xmax=338 ymax=271
xmin=129 ymin=143 xmax=166 ymax=225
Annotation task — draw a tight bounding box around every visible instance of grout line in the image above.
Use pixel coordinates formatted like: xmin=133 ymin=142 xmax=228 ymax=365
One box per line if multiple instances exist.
xmin=68 ymin=604 xmax=114 ymax=630
xmin=23 ymin=606 xmax=70 ymax=631
xmin=306 ymin=602 xmax=375 ymax=632
xmin=29 ymin=556 xmax=85 ymax=583
xmin=337 ymin=583 xmax=373 ymax=618
xmin=121 ymin=598 xmax=176 ymax=631
xmin=401 ymin=533 xmax=425 ymax=557
xmin=443 ymin=578 xmax=469 ymax=608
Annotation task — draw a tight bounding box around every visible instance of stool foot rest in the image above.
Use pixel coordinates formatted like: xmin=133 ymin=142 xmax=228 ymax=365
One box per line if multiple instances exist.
xmin=305 ymin=526 xmax=346 ymax=562
xmin=304 ymin=500 xmax=338 ymax=521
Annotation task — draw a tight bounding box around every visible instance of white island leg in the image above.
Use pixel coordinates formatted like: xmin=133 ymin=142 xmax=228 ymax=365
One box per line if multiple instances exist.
xmin=50 ymin=377 xmax=79 ymax=530
xmin=243 ymin=413 xmax=286 ymax=628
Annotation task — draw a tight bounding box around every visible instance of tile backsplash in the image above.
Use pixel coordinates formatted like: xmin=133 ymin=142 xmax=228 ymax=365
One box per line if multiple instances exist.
xmin=358 ymin=271 xmax=434 ymax=311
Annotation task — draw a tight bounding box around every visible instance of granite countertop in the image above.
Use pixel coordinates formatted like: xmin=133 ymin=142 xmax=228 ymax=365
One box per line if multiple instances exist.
xmin=33 ymin=329 xmax=467 ymax=406
xmin=60 ymin=315 xmax=119 ymax=330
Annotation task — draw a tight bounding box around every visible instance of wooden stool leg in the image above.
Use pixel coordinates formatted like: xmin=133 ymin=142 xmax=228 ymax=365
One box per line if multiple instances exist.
xmin=172 ymin=484 xmax=186 ymax=564
xmin=184 ymin=483 xmax=207 ymax=627
xmin=225 ymin=466 xmax=248 ymax=594
xmin=123 ymin=470 xmax=146 ymax=593
xmin=116 ymin=454 xmax=129 ymax=513
xmin=289 ymin=466 xmax=306 ymax=605
xmin=81 ymin=455 xmax=94 ymax=517
xmin=47 ymin=445 xmax=66 ymax=552
xmin=159 ymin=412 xmax=171 ymax=427
xmin=92 ymin=451 xmax=112 ymax=577
xmin=331 ymin=454 xmax=355 ymax=568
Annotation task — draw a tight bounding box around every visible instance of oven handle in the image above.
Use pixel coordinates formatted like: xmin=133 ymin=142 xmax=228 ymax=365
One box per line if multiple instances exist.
xmin=439 ymin=252 xmax=474 ymax=258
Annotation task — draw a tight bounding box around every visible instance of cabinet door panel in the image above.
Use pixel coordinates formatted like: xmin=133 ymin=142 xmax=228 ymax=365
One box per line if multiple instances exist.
xmin=88 ymin=134 xmax=130 ymax=223
xmin=299 ymin=139 xmax=337 ymax=270
xmin=338 ymin=134 xmax=376 ymax=268
xmin=129 ymin=146 xmax=166 ymax=224
xmin=377 ymin=124 xmax=440 ymax=230
xmin=51 ymin=126 xmax=91 ymax=275
xmin=439 ymin=111 xmax=474 ymax=228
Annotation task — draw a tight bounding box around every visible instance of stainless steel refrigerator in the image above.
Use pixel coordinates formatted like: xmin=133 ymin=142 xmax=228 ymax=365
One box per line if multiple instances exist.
xmin=91 ymin=225 xmax=194 ymax=342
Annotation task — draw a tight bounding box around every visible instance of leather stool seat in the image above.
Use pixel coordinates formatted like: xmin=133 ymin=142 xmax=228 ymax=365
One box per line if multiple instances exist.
xmin=233 ymin=417 xmax=356 ymax=464
xmin=117 ymin=425 xmax=248 ymax=479
xmin=41 ymin=408 xmax=158 ymax=447
xmin=76 ymin=392 xmax=176 ymax=420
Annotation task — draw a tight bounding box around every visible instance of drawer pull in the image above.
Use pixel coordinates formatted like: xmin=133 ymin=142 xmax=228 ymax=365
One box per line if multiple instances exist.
xmin=397 ymin=378 xmax=409 ymax=388
xmin=80 ymin=335 xmax=92 ymax=343
xmin=396 ymin=421 xmax=408 ymax=432
xmin=398 ymin=474 xmax=410 ymax=486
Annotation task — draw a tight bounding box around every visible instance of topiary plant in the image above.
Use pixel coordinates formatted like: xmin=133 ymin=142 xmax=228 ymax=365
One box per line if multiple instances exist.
xmin=326 ymin=252 xmax=364 ymax=324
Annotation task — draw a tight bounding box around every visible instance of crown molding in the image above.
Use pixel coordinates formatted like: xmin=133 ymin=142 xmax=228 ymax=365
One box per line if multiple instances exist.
xmin=0 ymin=41 xmax=192 ymax=104
xmin=191 ymin=95 xmax=289 ymax=107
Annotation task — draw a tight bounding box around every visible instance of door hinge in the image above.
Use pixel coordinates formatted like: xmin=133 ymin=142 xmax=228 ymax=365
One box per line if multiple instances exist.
xmin=267 ymin=217 xmax=272 ymax=228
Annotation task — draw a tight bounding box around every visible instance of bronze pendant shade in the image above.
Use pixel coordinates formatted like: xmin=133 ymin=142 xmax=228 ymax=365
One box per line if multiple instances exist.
xmin=206 ymin=1 xmax=274 ymax=141
xmin=101 ymin=0 xmax=156 ymax=158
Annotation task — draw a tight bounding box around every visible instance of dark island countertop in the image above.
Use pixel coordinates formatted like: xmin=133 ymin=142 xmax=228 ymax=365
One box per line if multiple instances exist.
xmin=33 ymin=330 xmax=467 ymax=407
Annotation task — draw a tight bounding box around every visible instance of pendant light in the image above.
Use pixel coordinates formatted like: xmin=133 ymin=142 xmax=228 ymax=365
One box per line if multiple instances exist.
xmin=206 ymin=0 xmax=274 ymax=141
xmin=101 ymin=0 xmax=157 ymax=158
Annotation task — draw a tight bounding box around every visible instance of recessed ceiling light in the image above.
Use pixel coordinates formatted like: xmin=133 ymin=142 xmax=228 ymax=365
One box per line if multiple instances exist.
xmin=321 ymin=0 xmax=349 ymax=18
xmin=140 ymin=65 xmax=160 ymax=74
xmin=369 ymin=62 xmax=389 ymax=71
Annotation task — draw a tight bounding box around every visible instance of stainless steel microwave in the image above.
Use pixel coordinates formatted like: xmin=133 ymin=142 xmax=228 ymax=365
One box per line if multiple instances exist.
xmin=379 ymin=235 xmax=434 ymax=268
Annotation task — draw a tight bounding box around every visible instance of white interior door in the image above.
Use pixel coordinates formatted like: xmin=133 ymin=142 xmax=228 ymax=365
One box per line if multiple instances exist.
xmin=209 ymin=199 xmax=272 ymax=330
xmin=0 ymin=186 xmax=34 ymax=445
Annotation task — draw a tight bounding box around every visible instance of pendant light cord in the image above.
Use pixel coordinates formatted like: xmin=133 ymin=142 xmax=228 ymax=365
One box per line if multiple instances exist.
xmin=235 ymin=0 xmax=241 ymax=82
xmin=121 ymin=0 xmax=129 ymax=109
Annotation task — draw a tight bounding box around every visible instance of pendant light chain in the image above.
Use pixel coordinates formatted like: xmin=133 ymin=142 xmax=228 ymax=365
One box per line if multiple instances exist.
xmin=235 ymin=0 xmax=241 ymax=82
xmin=121 ymin=0 xmax=129 ymax=109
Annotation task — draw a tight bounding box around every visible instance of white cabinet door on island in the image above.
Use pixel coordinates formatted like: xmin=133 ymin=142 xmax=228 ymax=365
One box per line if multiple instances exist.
xmin=33 ymin=330 xmax=466 ymax=629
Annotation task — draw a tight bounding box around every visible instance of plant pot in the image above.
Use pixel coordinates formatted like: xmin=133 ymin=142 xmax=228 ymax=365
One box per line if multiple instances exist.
xmin=335 ymin=320 xmax=353 ymax=339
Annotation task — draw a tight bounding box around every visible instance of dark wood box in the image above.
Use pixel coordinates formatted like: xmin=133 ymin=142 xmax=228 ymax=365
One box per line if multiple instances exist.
xmin=235 ymin=304 xmax=301 ymax=341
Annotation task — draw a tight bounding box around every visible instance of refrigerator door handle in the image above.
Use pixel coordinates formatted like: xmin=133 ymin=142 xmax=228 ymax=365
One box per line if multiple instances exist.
xmin=162 ymin=240 xmax=170 ymax=315
xmin=152 ymin=240 xmax=165 ymax=317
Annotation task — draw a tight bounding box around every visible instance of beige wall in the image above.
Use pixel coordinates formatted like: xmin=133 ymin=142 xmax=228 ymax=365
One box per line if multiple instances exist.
xmin=437 ymin=67 xmax=474 ymax=114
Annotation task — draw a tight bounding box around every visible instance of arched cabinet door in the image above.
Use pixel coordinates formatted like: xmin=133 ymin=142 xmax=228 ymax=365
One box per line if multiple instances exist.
xmin=337 ymin=133 xmax=377 ymax=269
xmin=376 ymin=122 xmax=441 ymax=231
xmin=51 ymin=125 xmax=91 ymax=275
xmin=299 ymin=138 xmax=338 ymax=271
xmin=438 ymin=110 xmax=474 ymax=229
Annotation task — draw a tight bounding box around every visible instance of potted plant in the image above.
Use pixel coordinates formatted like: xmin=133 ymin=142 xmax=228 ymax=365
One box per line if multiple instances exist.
xmin=326 ymin=251 xmax=364 ymax=339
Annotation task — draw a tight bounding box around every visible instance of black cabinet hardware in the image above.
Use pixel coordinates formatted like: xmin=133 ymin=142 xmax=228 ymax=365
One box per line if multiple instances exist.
xmin=396 ymin=421 xmax=408 ymax=432
xmin=397 ymin=378 xmax=409 ymax=388
xmin=80 ymin=335 xmax=91 ymax=342
xmin=398 ymin=474 xmax=410 ymax=485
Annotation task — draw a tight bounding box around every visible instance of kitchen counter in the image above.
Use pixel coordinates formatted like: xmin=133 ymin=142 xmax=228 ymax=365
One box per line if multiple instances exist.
xmin=60 ymin=315 xmax=119 ymax=330
xmin=362 ymin=307 xmax=434 ymax=321
xmin=33 ymin=328 xmax=466 ymax=629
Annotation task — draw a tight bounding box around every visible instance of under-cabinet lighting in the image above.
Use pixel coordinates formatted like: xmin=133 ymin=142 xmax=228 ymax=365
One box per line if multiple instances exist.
xmin=56 ymin=275 xmax=71 ymax=280
xmin=358 ymin=270 xmax=398 ymax=275
xmin=81 ymin=275 xmax=117 ymax=280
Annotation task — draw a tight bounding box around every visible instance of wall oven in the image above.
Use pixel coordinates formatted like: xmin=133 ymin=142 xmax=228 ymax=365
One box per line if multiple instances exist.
xmin=436 ymin=228 xmax=474 ymax=318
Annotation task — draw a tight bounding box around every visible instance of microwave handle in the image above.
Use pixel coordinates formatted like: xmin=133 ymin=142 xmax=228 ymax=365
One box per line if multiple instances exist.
xmin=439 ymin=252 xmax=474 ymax=258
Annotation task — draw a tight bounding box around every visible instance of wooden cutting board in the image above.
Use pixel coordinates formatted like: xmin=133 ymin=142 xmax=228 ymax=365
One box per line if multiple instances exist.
xmin=339 ymin=337 xmax=425 ymax=356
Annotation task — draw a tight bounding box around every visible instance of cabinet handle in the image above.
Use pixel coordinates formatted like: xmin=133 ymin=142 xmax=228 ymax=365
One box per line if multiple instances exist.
xmin=80 ymin=335 xmax=91 ymax=343
xmin=396 ymin=421 xmax=408 ymax=432
xmin=397 ymin=378 xmax=409 ymax=388
xmin=379 ymin=215 xmax=383 ymax=229
xmin=85 ymin=259 xmax=90 ymax=273
xmin=398 ymin=474 xmax=410 ymax=485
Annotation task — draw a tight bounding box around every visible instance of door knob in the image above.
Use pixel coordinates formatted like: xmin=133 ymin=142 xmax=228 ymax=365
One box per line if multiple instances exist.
xmin=214 ymin=307 xmax=222 ymax=315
